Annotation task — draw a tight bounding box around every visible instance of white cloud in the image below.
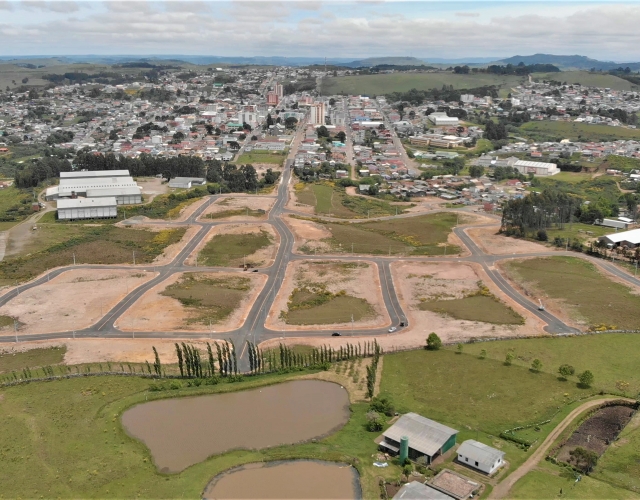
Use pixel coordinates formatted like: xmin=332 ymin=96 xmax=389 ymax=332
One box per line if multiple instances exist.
xmin=22 ymin=1 xmax=80 ymax=12
xmin=1 ymin=2 xmax=640 ymax=61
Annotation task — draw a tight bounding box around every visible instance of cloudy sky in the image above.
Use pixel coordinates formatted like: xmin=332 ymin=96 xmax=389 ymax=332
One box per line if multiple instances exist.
xmin=1 ymin=0 xmax=639 ymax=61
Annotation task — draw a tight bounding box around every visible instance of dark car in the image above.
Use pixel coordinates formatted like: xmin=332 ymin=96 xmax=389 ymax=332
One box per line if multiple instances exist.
xmin=332 ymin=332 xmax=341 ymax=336
xmin=400 ymin=321 xmax=406 ymax=327
xmin=252 ymin=269 xmax=259 ymax=272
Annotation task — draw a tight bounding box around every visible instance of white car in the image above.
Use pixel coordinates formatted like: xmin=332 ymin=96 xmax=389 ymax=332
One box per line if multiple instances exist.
xmin=388 ymin=326 xmax=397 ymax=333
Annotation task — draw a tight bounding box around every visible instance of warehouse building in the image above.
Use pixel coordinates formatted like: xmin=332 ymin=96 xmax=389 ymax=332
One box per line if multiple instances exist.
xmin=513 ymin=160 xmax=560 ymax=177
xmin=57 ymin=197 xmax=118 ymax=220
xmin=379 ymin=413 xmax=458 ymax=464
xmin=456 ymin=440 xmax=505 ymax=475
xmin=427 ymin=112 xmax=459 ymax=127
xmin=599 ymin=227 xmax=640 ymax=248
xmin=168 ymin=177 xmax=206 ymax=189
xmin=46 ymin=170 xmax=142 ymax=204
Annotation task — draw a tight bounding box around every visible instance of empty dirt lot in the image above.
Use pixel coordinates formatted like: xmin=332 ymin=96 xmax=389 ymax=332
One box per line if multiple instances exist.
xmin=116 ymin=271 xmax=266 ymax=332
xmin=466 ymin=225 xmax=550 ymax=255
xmin=266 ymin=259 xmax=390 ymax=331
xmin=198 ymin=196 xmax=276 ymax=222
xmin=0 ymin=269 xmax=157 ymax=335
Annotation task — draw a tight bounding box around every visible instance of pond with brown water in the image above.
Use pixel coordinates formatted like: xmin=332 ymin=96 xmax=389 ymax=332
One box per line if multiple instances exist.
xmin=202 ymin=460 xmax=361 ymax=499
xmin=121 ymin=380 xmax=350 ymax=472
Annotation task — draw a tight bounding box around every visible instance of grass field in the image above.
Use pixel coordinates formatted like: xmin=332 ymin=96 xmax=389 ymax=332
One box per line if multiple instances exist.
xmin=502 ymin=256 xmax=640 ymax=329
xmin=519 ymin=121 xmax=640 ymax=142
xmin=419 ymin=294 xmax=524 ymax=325
xmin=460 ymin=334 xmax=640 ymax=397
xmin=543 ymin=222 xmax=612 ymax=244
xmin=510 ymin=460 xmax=636 ymax=499
xmin=532 ymin=71 xmax=637 ymax=91
xmin=203 ymin=208 xmax=265 ymax=220
xmin=125 ymin=190 xmax=206 ymax=220
xmin=320 ymin=73 xmax=525 ymax=97
xmin=0 ymin=226 xmax=186 ymax=283
xmin=0 ymin=186 xmax=35 ymax=226
xmin=198 ymin=231 xmax=272 ymax=267
xmin=296 ymin=183 xmax=405 ymax=218
xmin=317 ymin=212 xmax=460 ymax=255
xmin=285 ymin=294 xmax=374 ymax=325
xmin=161 ymin=273 xmax=251 ymax=325
xmin=235 ymin=152 xmax=286 ymax=165
xmin=0 ymin=346 xmax=66 ymax=374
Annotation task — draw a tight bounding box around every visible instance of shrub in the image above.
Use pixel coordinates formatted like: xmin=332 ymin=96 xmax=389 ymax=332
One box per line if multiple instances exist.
xmin=531 ymin=358 xmax=543 ymax=372
xmin=425 ymin=332 xmax=442 ymax=351
xmin=579 ymin=370 xmax=594 ymax=388
xmin=370 ymin=396 xmax=395 ymax=417
xmin=558 ymin=364 xmax=575 ymax=380
xmin=537 ymin=229 xmax=548 ymax=241
xmin=366 ymin=411 xmax=384 ymax=432
xmin=505 ymin=352 xmax=515 ymax=366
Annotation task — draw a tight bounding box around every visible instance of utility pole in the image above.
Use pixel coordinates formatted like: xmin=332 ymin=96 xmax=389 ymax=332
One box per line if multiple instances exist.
xmin=444 ymin=243 xmax=447 ymax=256
xmin=635 ymin=261 xmax=638 ymax=277
xmin=73 ymin=252 xmax=76 ymax=265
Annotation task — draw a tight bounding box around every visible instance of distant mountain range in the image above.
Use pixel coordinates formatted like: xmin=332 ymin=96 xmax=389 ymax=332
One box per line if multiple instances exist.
xmin=495 ymin=54 xmax=640 ymax=71
xmin=1 ymin=53 xmax=640 ymax=71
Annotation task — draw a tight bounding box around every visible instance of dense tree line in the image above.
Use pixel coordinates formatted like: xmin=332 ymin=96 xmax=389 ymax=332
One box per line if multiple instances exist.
xmin=485 ymin=63 xmax=560 ymax=75
xmin=387 ymin=85 xmax=500 ymax=106
xmin=14 ymin=156 xmax=72 ymax=188
xmin=46 ymin=130 xmax=74 ymax=145
xmin=73 ymin=151 xmax=205 ymax=179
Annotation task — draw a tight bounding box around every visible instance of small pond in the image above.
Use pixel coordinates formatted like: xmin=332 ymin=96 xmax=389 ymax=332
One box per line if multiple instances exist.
xmin=121 ymin=380 xmax=350 ymax=472
xmin=202 ymin=460 xmax=361 ymax=499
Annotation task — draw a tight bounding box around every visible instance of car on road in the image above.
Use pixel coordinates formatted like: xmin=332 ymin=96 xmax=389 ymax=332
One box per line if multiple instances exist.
xmin=388 ymin=326 xmax=397 ymax=333
xmin=400 ymin=321 xmax=407 ymax=327
xmin=331 ymin=332 xmax=341 ymax=336
xmin=252 ymin=269 xmax=259 ymax=272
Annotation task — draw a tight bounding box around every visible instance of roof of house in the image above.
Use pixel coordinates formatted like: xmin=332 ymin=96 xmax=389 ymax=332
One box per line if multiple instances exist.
xmin=457 ymin=440 xmax=505 ymax=468
xmin=393 ymin=481 xmax=453 ymax=500
xmin=383 ymin=413 xmax=458 ymax=457
xmin=513 ymin=160 xmax=558 ymax=169
xmin=57 ymin=197 xmax=117 ymax=209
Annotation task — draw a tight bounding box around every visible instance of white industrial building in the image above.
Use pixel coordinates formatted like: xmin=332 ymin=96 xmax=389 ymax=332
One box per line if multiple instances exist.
xmin=168 ymin=177 xmax=206 ymax=189
xmin=427 ymin=112 xmax=459 ymax=127
xmin=599 ymin=227 xmax=640 ymax=248
xmin=57 ymin=197 xmax=118 ymax=221
xmin=46 ymin=170 xmax=143 ymax=204
xmin=513 ymin=160 xmax=560 ymax=177
xmin=457 ymin=440 xmax=505 ymax=475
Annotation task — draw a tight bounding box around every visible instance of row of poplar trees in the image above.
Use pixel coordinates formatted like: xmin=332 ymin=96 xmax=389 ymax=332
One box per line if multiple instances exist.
xmin=151 ymin=339 xmax=383 ymax=379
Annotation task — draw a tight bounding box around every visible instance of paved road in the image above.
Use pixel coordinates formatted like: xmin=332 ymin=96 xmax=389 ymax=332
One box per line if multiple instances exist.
xmin=5 ymin=118 xmax=640 ymax=370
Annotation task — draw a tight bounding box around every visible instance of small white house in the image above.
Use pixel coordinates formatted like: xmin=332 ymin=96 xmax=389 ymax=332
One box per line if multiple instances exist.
xmin=457 ymin=440 xmax=505 ymax=475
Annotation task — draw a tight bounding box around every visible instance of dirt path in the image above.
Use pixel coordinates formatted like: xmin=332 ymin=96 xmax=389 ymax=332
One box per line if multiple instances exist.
xmin=489 ymin=397 xmax=635 ymax=499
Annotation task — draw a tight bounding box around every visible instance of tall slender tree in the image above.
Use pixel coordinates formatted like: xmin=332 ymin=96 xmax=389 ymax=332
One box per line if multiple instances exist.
xmin=175 ymin=343 xmax=184 ymax=377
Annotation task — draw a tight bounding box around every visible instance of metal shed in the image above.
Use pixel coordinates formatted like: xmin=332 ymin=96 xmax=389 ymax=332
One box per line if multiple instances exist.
xmin=380 ymin=413 xmax=458 ymax=463
xmin=57 ymin=197 xmax=118 ymax=220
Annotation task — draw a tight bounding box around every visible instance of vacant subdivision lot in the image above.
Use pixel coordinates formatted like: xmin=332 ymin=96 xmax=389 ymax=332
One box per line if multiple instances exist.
xmin=0 ymin=224 xmax=187 ymax=285
xmin=0 ymin=269 xmax=156 ymax=335
xmin=391 ymin=261 xmax=539 ymax=343
xmin=117 ymin=272 xmax=265 ymax=332
xmin=501 ymin=256 xmax=640 ymax=330
xmin=292 ymin=183 xmax=406 ymax=219
xmin=189 ymin=224 xmax=278 ymax=268
xmin=292 ymin=212 xmax=462 ymax=256
xmin=267 ymin=260 xmax=389 ymax=330
xmin=466 ymin=225 xmax=550 ymax=255
xmin=198 ymin=196 xmax=274 ymax=222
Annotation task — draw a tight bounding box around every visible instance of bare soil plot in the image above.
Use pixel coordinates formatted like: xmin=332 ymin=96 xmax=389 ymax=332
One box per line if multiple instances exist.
xmin=0 ymin=269 xmax=157 ymax=335
xmin=282 ymin=215 xmax=333 ymax=253
xmin=0 ymin=338 xmax=225 ymax=365
xmin=466 ymin=226 xmax=550 ymax=255
xmin=187 ymin=223 xmax=278 ymax=268
xmin=557 ymin=405 xmax=636 ymax=472
xmin=198 ymin=196 xmax=275 ymax=222
xmin=136 ymin=177 xmax=169 ymax=202
xmin=266 ymin=260 xmax=390 ymax=330
xmin=390 ymin=261 xmax=542 ymax=343
xmin=116 ymin=271 xmax=266 ymax=332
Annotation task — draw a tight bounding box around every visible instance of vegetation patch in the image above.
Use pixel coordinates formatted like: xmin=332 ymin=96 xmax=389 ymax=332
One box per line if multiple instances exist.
xmin=419 ymin=293 xmax=524 ymax=325
xmin=126 ymin=186 xmax=208 ymax=219
xmin=203 ymin=208 xmax=265 ymax=220
xmin=316 ymin=212 xmax=460 ymax=255
xmin=198 ymin=230 xmax=272 ymax=267
xmin=0 ymin=315 xmax=14 ymax=328
xmin=0 ymin=346 xmax=66 ymax=374
xmin=282 ymin=282 xmax=374 ymax=325
xmin=503 ymin=256 xmax=640 ymax=330
xmin=235 ymin=152 xmax=285 ymax=165
xmin=160 ymin=273 xmax=252 ymax=325
xmin=0 ymin=226 xmax=186 ymax=283
xmin=0 ymin=186 xmax=35 ymax=225
xmin=519 ymin=121 xmax=640 ymax=142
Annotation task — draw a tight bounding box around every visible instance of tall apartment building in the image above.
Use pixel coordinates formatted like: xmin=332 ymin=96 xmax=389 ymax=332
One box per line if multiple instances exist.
xmin=309 ymin=102 xmax=326 ymax=125
xmin=274 ymin=82 xmax=284 ymax=99
xmin=267 ymin=92 xmax=279 ymax=106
